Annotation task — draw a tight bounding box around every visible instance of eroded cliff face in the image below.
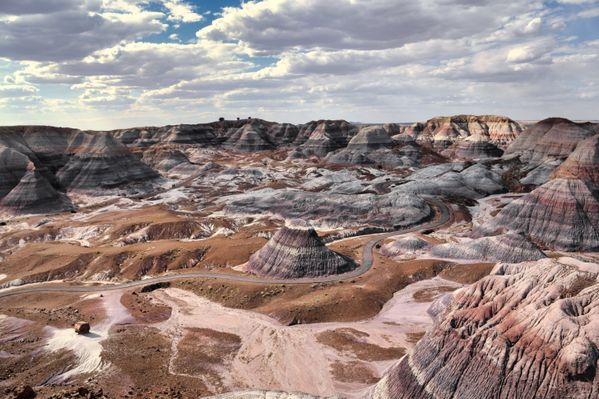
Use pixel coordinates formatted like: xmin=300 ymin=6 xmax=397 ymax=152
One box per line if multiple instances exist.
xmin=371 ymin=259 xmax=599 ymax=399
xmin=404 ymin=115 xmax=523 ymax=149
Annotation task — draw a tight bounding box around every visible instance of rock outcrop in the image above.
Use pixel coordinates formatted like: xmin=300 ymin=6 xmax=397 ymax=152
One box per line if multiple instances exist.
xmin=444 ymin=137 xmax=503 ymax=160
xmin=74 ymin=321 xmax=90 ymax=334
xmin=325 ymin=126 xmax=414 ymax=167
xmin=345 ymin=126 xmax=393 ymax=151
xmin=405 ymin=115 xmax=522 ymax=149
xmin=221 ymin=187 xmax=433 ymax=229
xmin=112 ymin=124 xmax=216 ymax=147
xmin=430 ymin=233 xmax=546 ymax=263
xmin=247 ymin=219 xmax=355 ymax=278
xmin=298 ymin=120 xmax=359 ymax=156
xmin=0 ymin=126 xmax=160 ymax=199
xmin=141 ymin=147 xmax=196 ymax=175
xmin=396 ymin=163 xmax=505 ymax=199
xmin=267 ymin=123 xmax=300 ymax=145
xmin=371 ymin=259 xmax=599 ymax=399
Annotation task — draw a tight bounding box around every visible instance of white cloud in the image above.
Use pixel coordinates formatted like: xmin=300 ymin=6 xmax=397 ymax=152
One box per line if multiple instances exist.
xmin=0 ymin=83 xmax=38 ymax=96
xmin=1 ymin=0 xmax=598 ymax=128
xmin=0 ymin=1 xmax=166 ymax=61
xmin=506 ymin=41 xmax=553 ymax=63
xmin=163 ymin=0 xmax=203 ymax=23
xmin=556 ymin=0 xmax=599 ymax=4
xmin=578 ymin=7 xmax=599 ymax=17
xmin=198 ymin=0 xmax=539 ymax=55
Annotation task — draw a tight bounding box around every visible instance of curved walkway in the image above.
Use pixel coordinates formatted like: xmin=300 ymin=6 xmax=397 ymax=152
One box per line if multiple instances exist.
xmin=0 ymin=198 xmax=452 ymax=299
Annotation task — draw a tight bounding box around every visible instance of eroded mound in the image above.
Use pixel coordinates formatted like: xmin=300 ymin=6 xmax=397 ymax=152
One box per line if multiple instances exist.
xmin=0 ymin=146 xmax=30 ymax=197
xmin=299 ymin=120 xmax=359 ymax=156
xmin=247 ymin=220 xmax=355 ymax=278
xmin=553 ymin=134 xmax=599 ymax=183
xmin=371 ymin=259 xmax=599 ymax=399
xmin=505 ymin=117 xmax=597 ymax=164
xmin=0 ymin=169 xmax=74 ymax=214
xmin=445 ymin=138 xmax=503 ymax=160
xmin=485 ymin=178 xmax=599 ymax=251
xmin=430 ymin=233 xmax=546 ymax=263
xmin=381 ymin=235 xmax=430 ymax=257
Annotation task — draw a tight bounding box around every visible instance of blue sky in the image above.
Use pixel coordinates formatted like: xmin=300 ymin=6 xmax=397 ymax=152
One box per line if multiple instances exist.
xmin=0 ymin=0 xmax=598 ymax=129
xmin=144 ymin=1 xmax=240 ymax=42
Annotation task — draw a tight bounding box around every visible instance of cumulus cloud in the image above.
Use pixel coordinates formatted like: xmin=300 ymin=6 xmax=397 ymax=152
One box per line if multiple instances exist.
xmin=0 ymin=0 xmax=598 ymax=127
xmin=163 ymin=0 xmax=203 ymax=22
xmin=506 ymin=41 xmax=553 ymax=64
xmin=197 ymin=0 xmax=537 ymax=55
xmin=0 ymin=1 xmax=166 ymax=61
xmin=0 ymin=83 xmax=38 ymax=97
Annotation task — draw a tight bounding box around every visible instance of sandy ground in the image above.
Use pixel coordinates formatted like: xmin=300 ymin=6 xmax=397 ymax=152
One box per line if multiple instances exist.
xmin=44 ymin=292 xmax=133 ymax=382
xmin=152 ymin=276 xmax=461 ymax=398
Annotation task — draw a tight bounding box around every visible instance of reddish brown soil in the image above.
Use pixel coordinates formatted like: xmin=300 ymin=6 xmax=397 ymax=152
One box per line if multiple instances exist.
xmin=0 ymin=292 xmax=106 ymax=329
xmin=412 ymin=286 xmax=457 ymax=303
xmin=406 ymin=331 xmax=426 ymax=344
xmin=175 ymin=241 xmax=458 ymax=324
xmin=173 ymin=328 xmax=242 ymax=393
xmin=0 ymin=320 xmax=77 ymax=388
xmin=99 ymin=325 xmax=210 ymax=398
xmin=439 ymin=262 xmax=495 ymax=284
xmin=329 ymin=360 xmax=379 ymax=384
xmin=120 ymin=291 xmax=172 ymax=324
xmin=0 ymin=205 xmax=274 ymax=284
xmin=317 ymin=328 xmax=405 ymax=362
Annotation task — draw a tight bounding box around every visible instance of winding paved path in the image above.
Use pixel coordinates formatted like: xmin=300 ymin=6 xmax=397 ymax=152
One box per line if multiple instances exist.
xmin=0 ymin=198 xmax=451 ymax=299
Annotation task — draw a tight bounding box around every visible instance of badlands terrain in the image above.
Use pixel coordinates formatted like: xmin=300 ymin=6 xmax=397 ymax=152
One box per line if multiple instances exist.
xmin=0 ymin=115 xmax=598 ymax=399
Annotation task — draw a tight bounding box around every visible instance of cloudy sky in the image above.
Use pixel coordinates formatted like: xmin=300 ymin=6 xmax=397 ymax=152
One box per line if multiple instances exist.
xmin=0 ymin=0 xmax=598 ymax=129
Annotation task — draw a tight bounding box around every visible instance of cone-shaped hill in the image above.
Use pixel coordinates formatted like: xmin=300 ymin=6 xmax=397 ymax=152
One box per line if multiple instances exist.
xmin=0 ymin=167 xmax=74 ymax=214
xmin=247 ymin=219 xmax=356 ymax=278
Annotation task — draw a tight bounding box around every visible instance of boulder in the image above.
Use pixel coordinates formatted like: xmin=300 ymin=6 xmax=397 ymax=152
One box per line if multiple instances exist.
xmin=74 ymin=321 xmax=90 ymax=334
